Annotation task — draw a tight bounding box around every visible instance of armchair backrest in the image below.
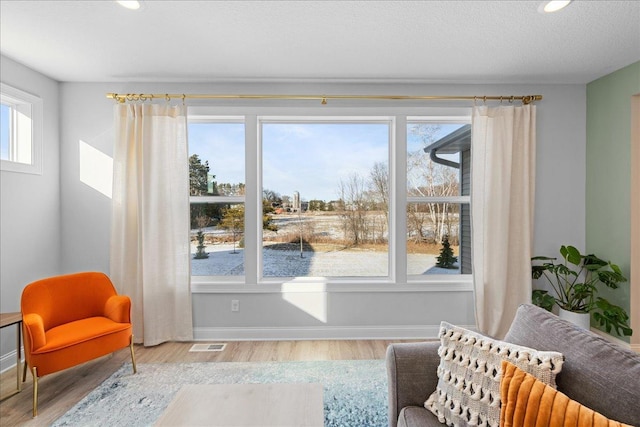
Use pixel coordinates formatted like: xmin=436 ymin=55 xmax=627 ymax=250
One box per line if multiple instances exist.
xmin=21 ymin=272 xmax=118 ymax=331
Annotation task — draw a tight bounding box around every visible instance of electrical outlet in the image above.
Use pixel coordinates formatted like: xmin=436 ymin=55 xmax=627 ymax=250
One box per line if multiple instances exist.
xmin=231 ymin=300 xmax=239 ymax=312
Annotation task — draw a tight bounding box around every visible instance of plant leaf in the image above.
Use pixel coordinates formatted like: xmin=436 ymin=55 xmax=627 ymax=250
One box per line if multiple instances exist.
xmin=532 ymin=289 xmax=555 ymax=312
xmin=597 ymin=271 xmax=625 ymax=288
xmin=583 ymin=254 xmax=607 ymax=268
xmin=531 ymin=265 xmax=547 ymax=280
xmin=593 ymin=298 xmax=633 ymax=336
xmin=564 ymin=245 xmax=582 ymax=265
xmin=555 ymin=264 xmax=577 ymax=277
xmin=609 ymin=263 xmax=624 ymax=276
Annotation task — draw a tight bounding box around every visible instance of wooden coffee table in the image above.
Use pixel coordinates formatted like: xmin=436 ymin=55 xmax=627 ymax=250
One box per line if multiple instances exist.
xmin=154 ymin=383 xmax=324 ymax=426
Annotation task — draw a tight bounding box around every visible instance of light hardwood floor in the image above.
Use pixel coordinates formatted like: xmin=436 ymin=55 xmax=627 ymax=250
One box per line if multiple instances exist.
xmin=0 ymin=339 xmax=419 ymax=426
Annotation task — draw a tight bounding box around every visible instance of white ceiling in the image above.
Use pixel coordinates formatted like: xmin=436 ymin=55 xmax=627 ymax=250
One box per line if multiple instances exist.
xmin=1 ymin=1 xmax=639 ymax=84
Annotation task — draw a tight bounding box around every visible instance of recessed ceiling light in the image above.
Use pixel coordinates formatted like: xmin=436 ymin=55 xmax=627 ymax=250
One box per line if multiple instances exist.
xmin=539 ymin=1 xmax=573 ymax=13
xmin=117 ymin=0 xmax=141 ymax=10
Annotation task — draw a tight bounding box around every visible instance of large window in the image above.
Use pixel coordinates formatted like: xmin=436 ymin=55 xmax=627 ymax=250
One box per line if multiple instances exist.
xmin=188 ymin=111 xmax=471 ymax=285
xmin=0 ymin=82 xmax=42 ymax=174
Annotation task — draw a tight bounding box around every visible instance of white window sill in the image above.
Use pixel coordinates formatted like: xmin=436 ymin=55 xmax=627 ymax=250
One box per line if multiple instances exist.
xmin=191 ymin=276 xmax=473 ymax=293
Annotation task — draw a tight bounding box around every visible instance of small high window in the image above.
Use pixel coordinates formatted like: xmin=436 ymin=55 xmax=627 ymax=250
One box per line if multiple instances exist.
xmin=0 ymin=83 xmax=42 ymax=174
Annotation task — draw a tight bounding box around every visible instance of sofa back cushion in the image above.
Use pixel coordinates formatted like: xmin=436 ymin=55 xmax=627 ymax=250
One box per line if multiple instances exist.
xmin=504 ymin=304 xmax=640 ymax=426
xmin=21 ymin=272 xmax=117 ymax=331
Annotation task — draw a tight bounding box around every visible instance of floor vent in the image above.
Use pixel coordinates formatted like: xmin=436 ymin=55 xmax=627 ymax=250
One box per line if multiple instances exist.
xmin=189 ymin=343 xmax=227 ymax=352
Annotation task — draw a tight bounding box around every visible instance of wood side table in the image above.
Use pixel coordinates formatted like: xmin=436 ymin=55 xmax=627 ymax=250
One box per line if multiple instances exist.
xmin=0 ymin=312 xmax=23 ymax=401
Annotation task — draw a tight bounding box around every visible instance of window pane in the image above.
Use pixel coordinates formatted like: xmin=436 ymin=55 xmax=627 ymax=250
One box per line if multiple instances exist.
xmin=191 ymin=203 xmax=245 ymax=276
xmin=189 ymin=121 xmax=245 ymax=277
xmin=1 ymin=83 xmax=42 ymax=174
xmin=188 ymin=122 xmax=245 ymax=195
xmin=262 ymin=122 xmax=389 ymax=277
xmin=0 ymin=98 xmax=33 ymax=165
xmin=407 ymin=202 xmax=471 ymax=275
xmin=0 ymin=103 xmax=10 ymax=161
xmin=406 ymin=121 xmax=472 ymax=276
xmin=407 ymin=123 xmax=470 ymax=197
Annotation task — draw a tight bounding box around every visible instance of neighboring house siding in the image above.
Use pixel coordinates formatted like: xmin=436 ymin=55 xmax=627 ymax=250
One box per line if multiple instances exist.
xmin=460 ymin=149 xmax=471 ymax=274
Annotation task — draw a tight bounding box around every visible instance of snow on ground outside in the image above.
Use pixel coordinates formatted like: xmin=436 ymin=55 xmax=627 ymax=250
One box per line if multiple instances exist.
xmin=191 ymin=243 xmax=460 ymax=277
xmin=192 ymin=212 xmax=461 ymax=276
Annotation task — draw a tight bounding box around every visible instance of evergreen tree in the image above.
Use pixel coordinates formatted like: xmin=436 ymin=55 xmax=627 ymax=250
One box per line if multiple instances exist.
xmin=435 ymin=235 xmax=458 ymax=269
xmin=189 ymin=154 xmax=212 ymax=196
xmin=193 ymin=230 xmax=209 ymax=259
xmin=219 ymin=205 xmax=245 ymax=253
xmin=189 ymin=154 xmax=222 ymax=228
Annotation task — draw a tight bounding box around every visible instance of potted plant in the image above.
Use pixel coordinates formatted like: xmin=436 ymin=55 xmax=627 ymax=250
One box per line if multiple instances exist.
xmin=531 ymin=245 xmax=632 ymax=336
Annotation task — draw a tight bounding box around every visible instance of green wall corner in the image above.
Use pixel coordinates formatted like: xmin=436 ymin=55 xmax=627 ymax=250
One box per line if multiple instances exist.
xmin=586 ymin=61 xmax=640 ymax=342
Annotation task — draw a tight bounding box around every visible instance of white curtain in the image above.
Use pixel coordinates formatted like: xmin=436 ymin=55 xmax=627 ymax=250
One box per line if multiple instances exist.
xmin=111 ymin=103 xmax=193 ymax=346
xmin=471 ymin=104 xmax=536 ymax=339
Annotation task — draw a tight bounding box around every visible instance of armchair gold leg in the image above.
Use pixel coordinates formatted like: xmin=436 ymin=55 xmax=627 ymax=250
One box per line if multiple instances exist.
xmin=31 ymin=366 xmax=38 ymax=418
xmin=130 ymin=336 xmax=137 ymax=374
xmin=22 ymin=360 xmax=28 ymax=382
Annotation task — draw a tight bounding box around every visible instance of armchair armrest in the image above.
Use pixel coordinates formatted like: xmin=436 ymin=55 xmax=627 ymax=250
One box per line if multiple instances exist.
xmin=23 ymin=313 xmax=46 ymax=351
xmin=104 ymin=295 xmax=131 ymax=323
xmin=386 ymin=341 xmax=441 ymax=427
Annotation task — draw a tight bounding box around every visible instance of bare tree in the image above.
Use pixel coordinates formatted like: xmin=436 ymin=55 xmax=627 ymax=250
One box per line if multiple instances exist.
xmin=407 ymin=204 xmax=429 ymax=243
xmin=338 ymin=173 xmax=369 ymax=245
xmin=407 ymin=124 xmax=460 ymax=243
xmin=368 ymin=162 xmax=389 ymax=242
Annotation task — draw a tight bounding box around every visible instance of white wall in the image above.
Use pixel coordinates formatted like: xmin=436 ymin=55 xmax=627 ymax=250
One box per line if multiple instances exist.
xmin=0 ymin=55 xmax=60 ymax=370
xmin=58 ymin=81 xmax=586 ymax=341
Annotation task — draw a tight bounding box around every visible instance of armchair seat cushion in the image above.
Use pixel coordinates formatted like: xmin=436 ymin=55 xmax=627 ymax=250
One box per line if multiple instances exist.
xmin=35 ymin=317 xmax=131 ymax=354
xmin=29 ymin=317 xmax=132 ymax=376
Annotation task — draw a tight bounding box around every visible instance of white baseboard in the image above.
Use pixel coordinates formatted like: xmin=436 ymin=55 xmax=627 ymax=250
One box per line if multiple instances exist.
xmin=0 ymin=348 xmax=23 ymax=374
xmin=193 ymin=324 xmax=476 ymax=341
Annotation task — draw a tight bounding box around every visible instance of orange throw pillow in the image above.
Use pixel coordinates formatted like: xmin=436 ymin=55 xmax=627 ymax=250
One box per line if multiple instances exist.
xmin=500 ymin=361 xmax=632 ymax=427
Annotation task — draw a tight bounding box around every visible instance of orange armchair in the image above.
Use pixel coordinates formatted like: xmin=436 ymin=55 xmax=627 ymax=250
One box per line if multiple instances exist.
xmin=21 ymin=272 xmax=136 ymax=417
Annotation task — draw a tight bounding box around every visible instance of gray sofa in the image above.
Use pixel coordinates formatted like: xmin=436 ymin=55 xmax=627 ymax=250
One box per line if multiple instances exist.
xmin=386 ymin=304 xmax=640 ymax=427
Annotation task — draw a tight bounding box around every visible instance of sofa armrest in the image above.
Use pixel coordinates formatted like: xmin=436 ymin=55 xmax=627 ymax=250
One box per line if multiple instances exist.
xmin=23 ymin=313 xmax=46 ymax=351
xmin=104 ymin=295 xmax=131 ymax=324
xmin=386 ymin=341 xmax=441 ymax=427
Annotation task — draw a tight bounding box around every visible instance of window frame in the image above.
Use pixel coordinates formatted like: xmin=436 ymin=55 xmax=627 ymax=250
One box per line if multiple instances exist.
xmin=0 ymin=82 xmax=43 ymax=175
xmin=188 ymin=106 xmax=473 ymax=294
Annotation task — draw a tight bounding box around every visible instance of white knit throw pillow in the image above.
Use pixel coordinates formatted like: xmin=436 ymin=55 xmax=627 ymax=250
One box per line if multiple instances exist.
xmin=424 ymin=322 xmax=564 ymax=427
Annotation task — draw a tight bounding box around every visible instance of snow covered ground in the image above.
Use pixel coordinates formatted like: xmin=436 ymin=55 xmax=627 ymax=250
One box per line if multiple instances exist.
xmin=191 ymin=212 xmax=461 ymax=277
xmin=190 ymin=243 xmax=460 ymax=277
